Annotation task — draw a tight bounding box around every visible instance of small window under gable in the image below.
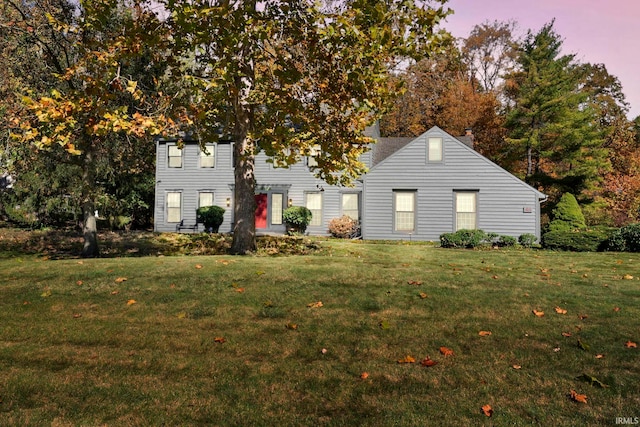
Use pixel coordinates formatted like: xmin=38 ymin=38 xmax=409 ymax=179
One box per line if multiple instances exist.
xmin=199 ymin=144 xmax=215 ymax=168
xmin=428 ymin=137 xmax=443 ymax=162
xmin=168 ymin=145 xmax=183 ymax=168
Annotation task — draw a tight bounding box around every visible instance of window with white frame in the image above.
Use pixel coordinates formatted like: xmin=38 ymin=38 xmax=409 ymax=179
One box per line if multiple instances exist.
xmin=307 ymin=145 xmax=321 ymax=167
xmin=199 ymin=144 xmax=215 ymax=168
xmin=271 ymin=193 xmax=283 ymax=225
xmin=166 ymin=192 xmax=182 ymax=223
xmin=394 ymin=191 xmax=416 ymax=232
xmin=306 ymin=192 xmax=322 ymax=226
xmin=455 ymin=191 xmax=477 ymax=230
xmin=428 ymin=137 xmax=443 ymax=162
xmin=168 ymin=145 xmax=183 ymax=168
xmin=342 ymin=193 xmax=359 ymax=220
xmin=199 ymin=192 xmax=214 ymax=208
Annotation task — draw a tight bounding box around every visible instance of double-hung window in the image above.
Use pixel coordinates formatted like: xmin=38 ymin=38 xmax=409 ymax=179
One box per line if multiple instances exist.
xmin=455 ymin=191 xmax=477 ymax=230
xmin=199 ymin=192 xmax=214 ymax=208
xmin=166 ymin=192 xmax=182 ymax=223
xmin=341 ymin=193 xmax=359 ymax=220
xmin=168 ymin=145 xmax=183 ymax=168
xmin=199 ymin=144 xmax=215 ymax=168
xmin=394 ymin=191 xmax=416 ymax=232
xmin=307 ymin=145 xmax=321 ymax=168
xmin=306 ymin=192 xmax=322 ymax=226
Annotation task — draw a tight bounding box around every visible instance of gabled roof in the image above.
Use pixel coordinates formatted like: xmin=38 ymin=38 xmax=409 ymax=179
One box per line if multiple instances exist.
xmin=372 ymin=134 xmax=472 ymax=166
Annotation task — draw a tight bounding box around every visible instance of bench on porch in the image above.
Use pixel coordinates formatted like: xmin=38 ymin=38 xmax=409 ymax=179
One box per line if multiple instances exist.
xmin=176 ymin=220 xmax=199 ymax=233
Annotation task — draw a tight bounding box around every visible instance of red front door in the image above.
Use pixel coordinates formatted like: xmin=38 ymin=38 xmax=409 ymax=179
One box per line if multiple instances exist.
xmin=255 ymin=194 xmax=268 ymax=229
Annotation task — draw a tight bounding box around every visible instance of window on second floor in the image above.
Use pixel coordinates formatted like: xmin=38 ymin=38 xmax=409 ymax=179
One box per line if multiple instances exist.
xmin=168 ymin=145 xmax=183 ymax=168
xmin=199 ymin=144 xmax=215 ymax=168
xmin=428 ymin=137 xmax=443 ymax=162
xmin=307 ymin=145 xmax=321 ymax=168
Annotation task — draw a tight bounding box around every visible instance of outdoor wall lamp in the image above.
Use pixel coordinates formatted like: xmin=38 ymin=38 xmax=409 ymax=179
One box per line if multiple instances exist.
xmin=288 ymin=198 xmax=293 ymax=207
xmin=226 ymin=197 xmax=231 ymax=207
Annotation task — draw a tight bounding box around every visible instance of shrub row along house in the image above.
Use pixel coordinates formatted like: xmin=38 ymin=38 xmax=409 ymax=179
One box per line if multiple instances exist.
xmin=154 ymin=125 xmax=547 ymax=241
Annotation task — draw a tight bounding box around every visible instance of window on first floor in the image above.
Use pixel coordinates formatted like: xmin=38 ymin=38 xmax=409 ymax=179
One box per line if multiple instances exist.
xmin=455 ymin=191 xmax=477 ymax=230
xmin=271 ymin=193 xmax=283 ymax=225
xmin=394 ymin=191 xmax=416 ymax=232
xmin=167 ymin=192 xmax=181 ymax=223
xmin=199 ymin=192 xmax=214 ymax=208
xmin=306 ymin=192 xmax=322 ymax=226
xmin=341 ymin=193 xmax=359 ymax=220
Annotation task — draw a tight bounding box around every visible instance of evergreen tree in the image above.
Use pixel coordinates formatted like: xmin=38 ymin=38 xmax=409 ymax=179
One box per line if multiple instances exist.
xmin=503 ymin=21 xmax=607 ymax=200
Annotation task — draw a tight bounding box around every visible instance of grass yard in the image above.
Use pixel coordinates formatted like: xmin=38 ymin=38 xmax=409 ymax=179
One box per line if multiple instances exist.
xmin=0 ymin=236 xmax=639 ymax=426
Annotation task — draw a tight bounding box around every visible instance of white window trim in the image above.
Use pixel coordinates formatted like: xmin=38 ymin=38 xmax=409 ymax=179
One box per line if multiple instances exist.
xmin=393 ymin=190 xmax=416 ymax=233
xmin=428 ymin=137 xmax=443 ymax=163
xmin=305 ymin=192 xmax=323 ymax=227
xmin=166 ymin=191 xmax=182 ymax=223
xmin=341 ymin=192 xmax=360 ymax=220
xmin=198 ymin=191 xmax=214 ymax=208
xmin=455 ymin=191 xmax=478 ymax=231
xmin=199 ymin=144 xmax=216 ymax=168
xmin=168 ymin=145 xmax=183 ymax=168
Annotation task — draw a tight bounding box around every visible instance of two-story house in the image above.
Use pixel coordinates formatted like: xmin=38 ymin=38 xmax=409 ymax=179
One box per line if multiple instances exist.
xmin=154 ymin=125 xmax=547 ymax=240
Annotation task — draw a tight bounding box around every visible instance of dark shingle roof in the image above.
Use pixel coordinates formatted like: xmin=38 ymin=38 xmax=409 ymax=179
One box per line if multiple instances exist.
xmin=371 ymin=137 xmax=414 ymax=166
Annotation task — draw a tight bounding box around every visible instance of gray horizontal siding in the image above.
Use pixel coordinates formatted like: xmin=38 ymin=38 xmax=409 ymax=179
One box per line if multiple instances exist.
xmin=362 ymin=127 xmax=543 ymax=241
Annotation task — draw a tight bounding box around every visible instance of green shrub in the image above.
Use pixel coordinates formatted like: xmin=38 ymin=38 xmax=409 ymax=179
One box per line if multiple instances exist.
xmin=548 ymin=193 xmax=586 ymax=232
xmin=600 ymin=229 xmax=626 ymax=252
xmin=283 ymin=206 xmax=313 ymax=235
xmin=328 ymin=216 xmax=359 ymax=238
xmin=541 ymin=230 xmax=608 ymax=252
xmin=496 ymin=235 xmax=517 ymax=247
xmin=518 ymin=233 xmax=537 ymax=248
xmin=196 ymin=205 xmax=225 ymax=233
xmin=440 ymin=229 xmax=488 ymax=248
xmin=620 ymin=223 xmax=640 ymax=252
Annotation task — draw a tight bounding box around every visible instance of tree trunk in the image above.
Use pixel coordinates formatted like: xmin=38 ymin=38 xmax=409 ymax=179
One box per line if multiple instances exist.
xmin=80 ymin=148 xmax=100 ymax=258
xmin=230 ymin=134 xmax=257 ymax=254
xmin=81 ymin=201 xmax=99 ymax=258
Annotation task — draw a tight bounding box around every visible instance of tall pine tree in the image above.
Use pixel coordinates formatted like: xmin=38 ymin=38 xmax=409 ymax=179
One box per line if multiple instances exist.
xmin=504 ymin=21 xmax=606 ymax=200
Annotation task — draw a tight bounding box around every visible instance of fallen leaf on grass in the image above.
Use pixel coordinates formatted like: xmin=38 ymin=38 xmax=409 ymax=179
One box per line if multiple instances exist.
xmin=307 ymin=301 xmax=323 ymax=308
xmin=478 ymin=330 xmax=492 ymax=337
xmin=532 ymin=309 xmax=545 ymax=317
xmin=195 ymin=264 xmax=203 ymax=269
xmin=578 ymin=314 xmax=588 ymax=320
xmin=623 ymin=274 xmax=634 ymax=280
xmin=420 ymin=357 xmax=438 ymax=367
xmin=555 ymin=306 xmax=567 ymax=314
xmin=562 ymin=332 xmax=572 ymax=337
xmin=397 ymin=355 xmax=416 ymax=364
xmin=576 ymin=373 xmax=608 ymax=388
xmin=214 ymin=337 xmax=226 ymax=343
xmin=407 ymin=280 xmax=423 ymax=286
xmin=360 ymin=372 xmax=369 ymax=379
xmin=41 ymin=288 xmax=51 ymax=298
xmin=111 ymin=290 xmax=119 ymax=295
xmin=419 ymin=292 xmax=428 ymax=299
xmin=76 ymin=280 xmax=83 ymax=286
xmin=577 ymin=339 xmax=590 ymax=351
xmin=512 ymin=364 xmax=522 ymax=370
xmin=625 ymin=341 xmax=637 ymax=348
xmin=285 ymin=323 xmax=298 ymax=330
xmin=73 ymin=313 xmax=82 ymax=318
xmin=115 ymin=277 xmax=127 ymax=283
xmin=176 ymin=312 xmax=187 ymax=319
xmin=613 ymin=307 xmax=620 ymax=312
xmin=481 ymin=404 xmax=493 ymax=417
xmin=439 ymin=347 xmax=454 ymax=356
xmin=569 ymin=390 xmax=588 ymax=404
xmin=126 ymin=299 xmax=136 ymax=306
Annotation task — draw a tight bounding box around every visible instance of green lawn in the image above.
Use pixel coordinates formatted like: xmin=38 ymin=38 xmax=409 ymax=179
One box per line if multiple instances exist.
xmin=0 ymin=238 xmax=638 ymax=426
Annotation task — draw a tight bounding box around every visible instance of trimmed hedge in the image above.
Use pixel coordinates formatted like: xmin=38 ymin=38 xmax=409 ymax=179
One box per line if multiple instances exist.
xmin=541 ymin=230 xmax=609 ymax=252
xmin=440 ymin=229 xmax=489 ymax=248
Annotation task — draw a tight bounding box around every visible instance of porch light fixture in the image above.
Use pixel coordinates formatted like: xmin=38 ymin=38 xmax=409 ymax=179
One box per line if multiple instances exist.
xmin=288 ymin=198 xmax=293 ymax=207
xmin=226 ymin=197 xmax=231 ymax=207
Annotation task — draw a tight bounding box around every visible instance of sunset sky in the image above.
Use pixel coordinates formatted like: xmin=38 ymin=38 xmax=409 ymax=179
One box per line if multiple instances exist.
xmin=440 ymin=0 xmax=640 ymax=119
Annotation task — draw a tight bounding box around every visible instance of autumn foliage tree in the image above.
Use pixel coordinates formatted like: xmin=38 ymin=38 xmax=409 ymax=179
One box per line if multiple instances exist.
xmin=161 ymin=0 xmax=451 ymax=254
xmin=12 ymin=1 xmax=174 ymax=256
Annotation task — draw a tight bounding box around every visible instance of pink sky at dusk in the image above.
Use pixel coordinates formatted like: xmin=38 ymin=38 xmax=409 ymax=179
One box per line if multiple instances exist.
xmin=439 ymin=0 xmax=640 ymax=119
